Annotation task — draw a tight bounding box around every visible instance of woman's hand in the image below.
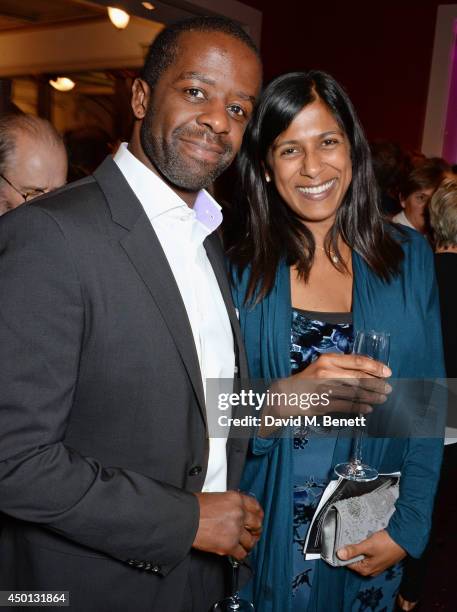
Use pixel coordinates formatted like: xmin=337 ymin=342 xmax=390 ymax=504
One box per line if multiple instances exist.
xmin=257 ymin=353 xmax=391 ymax=436
xmin=296 ymin=352 xmax=390 ymax=381
xmin=337 ymin=529 xmax=406 ymax=577
xmin=271 ymin=353 xmax=392 ymax=417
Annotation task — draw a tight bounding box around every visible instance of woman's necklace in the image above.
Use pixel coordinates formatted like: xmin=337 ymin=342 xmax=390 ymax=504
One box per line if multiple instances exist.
xmin=315 ymin=245 xmax=339 ymax=264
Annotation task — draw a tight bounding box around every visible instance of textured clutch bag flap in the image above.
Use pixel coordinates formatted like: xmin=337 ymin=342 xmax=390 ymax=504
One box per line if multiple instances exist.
xmin=320 ymin=479 xmax=399 ymax=567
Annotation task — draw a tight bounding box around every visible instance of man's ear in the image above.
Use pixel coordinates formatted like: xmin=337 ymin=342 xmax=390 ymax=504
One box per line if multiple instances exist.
xmin=399 ymin=195 xmax=406 ymax=209
xmin=131 ymin=78 xmax=151 ymax=120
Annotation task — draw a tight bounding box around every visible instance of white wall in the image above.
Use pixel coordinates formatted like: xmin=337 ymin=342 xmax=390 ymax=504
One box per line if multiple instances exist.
xmin=422 ymin=4 xmax=457 ymax=157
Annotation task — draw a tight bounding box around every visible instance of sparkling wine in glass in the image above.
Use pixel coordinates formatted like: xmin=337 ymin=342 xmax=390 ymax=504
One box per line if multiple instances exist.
xmin=334 ymin=330 xmax=390 ymax=482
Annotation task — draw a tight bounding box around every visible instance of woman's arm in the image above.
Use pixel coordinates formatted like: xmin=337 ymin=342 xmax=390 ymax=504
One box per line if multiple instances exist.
xmin=340 ymin=235 xmax=446 ymax=574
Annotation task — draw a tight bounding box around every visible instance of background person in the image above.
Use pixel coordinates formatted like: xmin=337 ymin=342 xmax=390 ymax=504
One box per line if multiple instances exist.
xmin=0 ymin=113 xmax=67 ymax=216
xmin=430 ymin=177 xmax=457 ymax=378
xmin=370 ymin=140 xmax=410 ymax=217
xmin=397 ymin=177 xmax=457 ymax=611
xmin=225 ymin=70 xmax=445 ymax=612
xmin=392 ymin=158 xmax=448 ymax=237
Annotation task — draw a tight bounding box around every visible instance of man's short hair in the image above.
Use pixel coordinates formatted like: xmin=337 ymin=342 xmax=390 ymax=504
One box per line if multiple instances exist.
xmin=141 ymin=16 xmax=260 ymax=91
xmin=0 ymin=113 xmax=64 ymax=174
xmin=429 ymin=178 xmax=457 ymax=248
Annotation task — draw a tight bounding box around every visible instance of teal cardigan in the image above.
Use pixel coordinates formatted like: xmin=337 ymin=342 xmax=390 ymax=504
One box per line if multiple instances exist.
xmin=231 ymin=229 xmax=445 ymax=612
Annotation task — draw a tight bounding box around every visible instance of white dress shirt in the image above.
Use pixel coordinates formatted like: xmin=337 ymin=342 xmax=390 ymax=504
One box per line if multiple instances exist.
xmin=392 ymin=210 xmax=416 ymax=231
xmin=114 ymin=143 xmax=235 ymax=492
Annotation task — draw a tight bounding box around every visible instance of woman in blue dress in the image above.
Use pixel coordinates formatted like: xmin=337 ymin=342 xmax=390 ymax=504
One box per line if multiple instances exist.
xmin=224 ymin=71 xmax=445 ymax=611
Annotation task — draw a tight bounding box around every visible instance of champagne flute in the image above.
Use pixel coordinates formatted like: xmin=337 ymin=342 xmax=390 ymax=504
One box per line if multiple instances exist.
xmin=212 ymin=492 xmax=256 ymax=611
xmin=334 ymin=330 xmax=390 ymax=482
xmin=211 ymin=557 xmax=254 ymax=611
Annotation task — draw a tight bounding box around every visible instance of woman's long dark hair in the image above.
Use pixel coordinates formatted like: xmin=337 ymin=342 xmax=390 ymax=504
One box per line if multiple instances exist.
xmin=224 ymin=71 xmax=404 ymax=302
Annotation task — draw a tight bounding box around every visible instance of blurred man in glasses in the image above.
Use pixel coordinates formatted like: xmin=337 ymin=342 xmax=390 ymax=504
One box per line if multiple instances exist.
xmin=0 ymin=113 xmax=67 ymax=216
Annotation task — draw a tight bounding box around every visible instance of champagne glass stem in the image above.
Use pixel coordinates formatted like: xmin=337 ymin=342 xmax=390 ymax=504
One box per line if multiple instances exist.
xmin=229 ymin=559 xmax=241 ymax=601
xmin=352 ymin=424 xmax=363 ymax=465
xmin=334 ymin=330 xmax=390 ymax=482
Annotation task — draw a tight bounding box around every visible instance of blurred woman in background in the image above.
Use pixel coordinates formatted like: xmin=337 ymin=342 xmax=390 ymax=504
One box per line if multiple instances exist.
xmin=430 ymin=177 xmax=457 ymax=377
xmin=397 ymin=177 xmax=457 ymax=610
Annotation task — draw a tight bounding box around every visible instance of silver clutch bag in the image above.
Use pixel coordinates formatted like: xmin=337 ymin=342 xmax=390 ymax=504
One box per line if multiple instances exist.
xmin=320 ymin=479 xmax=399 ymax=567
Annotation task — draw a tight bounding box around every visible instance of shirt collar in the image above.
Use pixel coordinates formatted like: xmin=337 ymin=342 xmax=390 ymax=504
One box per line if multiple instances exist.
xmin=113 ymin=142 xmax=222 ymax=232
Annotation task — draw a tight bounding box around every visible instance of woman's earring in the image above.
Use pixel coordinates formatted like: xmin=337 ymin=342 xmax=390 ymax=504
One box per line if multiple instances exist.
xmin=265 ymin=174 xmax=271 ymax=183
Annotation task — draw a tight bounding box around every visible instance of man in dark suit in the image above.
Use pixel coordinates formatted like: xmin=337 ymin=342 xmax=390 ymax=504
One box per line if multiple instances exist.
xmin=0 ymin=17 xmax=263 ymax=612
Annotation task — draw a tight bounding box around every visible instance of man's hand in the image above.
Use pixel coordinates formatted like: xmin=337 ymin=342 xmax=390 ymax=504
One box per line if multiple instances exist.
xmin=192 ymin=491 xmax=263 ymax=560
xmin=337 ymin=529 xmax=406 ymax=577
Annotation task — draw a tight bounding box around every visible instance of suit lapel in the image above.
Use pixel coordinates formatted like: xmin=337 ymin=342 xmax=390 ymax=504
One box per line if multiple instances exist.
xmin=204 ymin=233 xmax=251 ymax=484
xmin=203 ymin=233 xmax=249 ymax=379
xmin=94 ymin=158 xmax=206 ymax=423
xmin=120 ymin=220 xmax=207 ymax=421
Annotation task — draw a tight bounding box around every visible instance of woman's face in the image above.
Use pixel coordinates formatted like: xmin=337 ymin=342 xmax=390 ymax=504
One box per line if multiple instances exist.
xmin=266 ymin=97 xmax=352 ymax=227
xmin=400 ymin=188 xmax=434 ymax=233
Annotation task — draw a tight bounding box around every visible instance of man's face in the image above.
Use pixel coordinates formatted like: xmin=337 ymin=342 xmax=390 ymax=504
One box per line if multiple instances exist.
xmin=138 ymin=31 xmax=261 ymax=192
xmin=0 ymin=129 xmax=67 ymax=216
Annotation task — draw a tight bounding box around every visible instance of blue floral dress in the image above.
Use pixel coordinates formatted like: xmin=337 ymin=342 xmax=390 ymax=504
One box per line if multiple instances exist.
xmin=291 ymin=309 xmax=403 ymax=612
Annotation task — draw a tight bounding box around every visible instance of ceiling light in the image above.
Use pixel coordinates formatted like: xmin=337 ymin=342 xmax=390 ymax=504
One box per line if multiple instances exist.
xmin=142 ymin=2 xmax=155 ymax=9
xmin=49 ymin=77 xmax=76 ymax=92
xmin=107 ymin=7 xmax=130 ymax=29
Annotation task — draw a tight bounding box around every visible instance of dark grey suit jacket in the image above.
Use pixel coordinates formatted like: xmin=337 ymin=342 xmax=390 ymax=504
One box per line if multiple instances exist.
xmin=0 ymin=158 xmax=249 ymax=611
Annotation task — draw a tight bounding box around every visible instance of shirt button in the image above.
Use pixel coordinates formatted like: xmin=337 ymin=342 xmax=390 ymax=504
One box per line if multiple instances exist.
xmin=188 ymin=465 xmax=202 ymax=476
